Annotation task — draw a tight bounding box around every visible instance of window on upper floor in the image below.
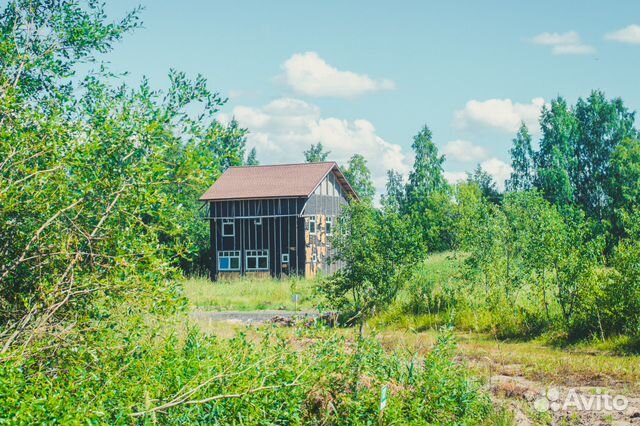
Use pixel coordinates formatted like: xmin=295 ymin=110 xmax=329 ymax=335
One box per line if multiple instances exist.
xmin=222 ymin=219 xmax=235 ymax=237
xmin=309 ymin=216 xmax=317 ymax=235
xmin=326 ymin=216 xmax=333 ymax=236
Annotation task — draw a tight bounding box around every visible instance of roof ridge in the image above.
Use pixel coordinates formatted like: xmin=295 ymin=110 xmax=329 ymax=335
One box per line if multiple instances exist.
xmin=228 ymin=161 xmax=337 ymax=169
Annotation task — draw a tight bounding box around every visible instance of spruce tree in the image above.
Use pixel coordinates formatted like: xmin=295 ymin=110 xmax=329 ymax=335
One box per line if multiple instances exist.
xmin=506 ymin=123 xmax=535 ymax=192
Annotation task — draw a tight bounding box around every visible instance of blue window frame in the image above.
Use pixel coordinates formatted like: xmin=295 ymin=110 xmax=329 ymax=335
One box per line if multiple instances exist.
xmin=218 ymin=250 xmax=240 ymax=271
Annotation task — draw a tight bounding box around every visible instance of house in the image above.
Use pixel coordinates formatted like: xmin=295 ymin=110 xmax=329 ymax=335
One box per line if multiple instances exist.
xmin=199 ymin=162 xmax=358 ymax=280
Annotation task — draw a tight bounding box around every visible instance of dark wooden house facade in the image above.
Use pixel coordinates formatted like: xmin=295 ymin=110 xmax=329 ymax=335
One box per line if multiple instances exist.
xmin=200 ymin=162 xmax=357 ymax=280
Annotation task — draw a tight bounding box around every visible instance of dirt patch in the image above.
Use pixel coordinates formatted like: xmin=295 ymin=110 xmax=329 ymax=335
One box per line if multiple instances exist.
xmin=482 ymin=366 xmax=640 ymax=425
xmin=493 ymin=381 xmax=532 ymax=400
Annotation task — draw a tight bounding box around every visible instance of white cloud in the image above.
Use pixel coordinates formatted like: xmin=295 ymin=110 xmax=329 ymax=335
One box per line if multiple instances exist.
xmin=281 ymin=52 xmax=395 ymax=98
xmin=531 ymin=31 xmax=595 ymax=55
xmin=531 ymin=31 xmax=581 ymax=46
xmin=444 ymin=171 xmax=467 ymax=185
xmin=551 ymin=44 xmax=596 ymax=55
xmin=605 ymin=25 xmax=640 ymax=44
xmin=442 ymin=140 xmax=488 ymax=163
xmin=454 ymin=97 xmax=545 ymax=134
xmin=480 ymin=158 xmax=512 ymax=190
xmin=221 ymin=97 xmax=410 ymax=196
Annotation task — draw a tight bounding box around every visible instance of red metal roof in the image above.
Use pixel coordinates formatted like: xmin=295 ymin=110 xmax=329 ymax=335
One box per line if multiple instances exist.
xmin=199 ymin=162 xmax=358 ymax=201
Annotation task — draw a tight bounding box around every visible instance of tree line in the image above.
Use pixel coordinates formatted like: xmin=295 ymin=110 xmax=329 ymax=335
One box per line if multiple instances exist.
xmin=318 ymin=91 xmax=640 ymax=341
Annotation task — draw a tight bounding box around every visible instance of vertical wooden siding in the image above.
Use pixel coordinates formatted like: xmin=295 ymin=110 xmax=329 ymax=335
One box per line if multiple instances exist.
xmin=302 ymin=172 xmax=349 ymax=278
xmin=206 ymin=172 xmax=350 ymax=280
xmin=207 ymin=198 xmax=306 ymax=280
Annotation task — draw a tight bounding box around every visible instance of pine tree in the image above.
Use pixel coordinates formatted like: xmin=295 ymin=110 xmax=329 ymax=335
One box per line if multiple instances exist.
xmin=404 ymin=125 xmax=452 ymax=251
xmin=245 ymin=147 xmax=259 ymax=165
xmin=381 ymin=170 xmax=405 ymax=213
xmin=405 ymin=125 xmax=448 ymax=209
xmin=506 ymin=123 xmax=534 ymax=192
xmin=304 ymin=142 xmax=330 ymax=163
xmin=467 ymin=164 xmax=500 ymax=202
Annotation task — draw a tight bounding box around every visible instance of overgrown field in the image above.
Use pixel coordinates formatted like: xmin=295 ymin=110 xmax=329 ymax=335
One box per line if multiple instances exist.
xmin=185 ymin=257 xmax=640 ymax=425
xmin=185 ymin=255 xmax=640 ymax=425
xmin=1 ymin=308 xmax=506 ymax=424
xmin=184 ymin=276 xmax=318 ymax=311
xmin=371 ymin=251 xmax=640 ymax=353
xmin=185 ymin=251 xmax=640 ymax=354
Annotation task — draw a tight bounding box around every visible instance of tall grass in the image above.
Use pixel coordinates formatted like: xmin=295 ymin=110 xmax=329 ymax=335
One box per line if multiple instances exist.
xmin=0 ymin=309 xmax=498 ymax=424
xmin=372 ymin=251 xmax=640 ymax=355
xmin=183 ymin=276 xmax=319 ymax=311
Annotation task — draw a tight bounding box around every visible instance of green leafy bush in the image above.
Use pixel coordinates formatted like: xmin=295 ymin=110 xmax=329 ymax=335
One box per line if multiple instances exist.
xmin=319 ymin=203 xmax=425 ymax=331
xmin=395 ymin=191 xmax=640 ymax=344
xmin=0 ymin=313 xmax=493 ymax=425
xmin=0 ymin=0 xmax=249 ymax=354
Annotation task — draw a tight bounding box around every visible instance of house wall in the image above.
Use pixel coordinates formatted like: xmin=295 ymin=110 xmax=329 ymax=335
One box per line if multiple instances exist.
xmin=207 ymin=198 xmax=306 ymax=280
xmin=302 ymin=172 xmax=349 ymax=278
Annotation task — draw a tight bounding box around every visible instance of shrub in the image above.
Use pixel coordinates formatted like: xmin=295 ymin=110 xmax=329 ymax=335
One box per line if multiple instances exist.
xmin=0 ymin=312 xmax=493 ymax=425
xmin=320 ymin=203 xmax=425 ymax=332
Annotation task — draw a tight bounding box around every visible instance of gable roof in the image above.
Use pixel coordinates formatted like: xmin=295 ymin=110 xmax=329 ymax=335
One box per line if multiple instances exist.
xmin=199 ymin=162 xmax=358 ymax=201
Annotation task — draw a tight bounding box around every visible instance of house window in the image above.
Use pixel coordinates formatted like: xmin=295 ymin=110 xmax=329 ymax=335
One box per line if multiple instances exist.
xmin=326 ymin=216 xmax=333 ymax=236
xmin=246 ymin=249 xmax=269 ymax=271
xmin=218 ymin=250 xmax=240 ymax=271
xmin=309 ymin=216 xmax=317 ymax=235
xmin=222 ymin=219 xmax=235 ymax=237
xmin=281 ymin=253 xmax=289 ymax=264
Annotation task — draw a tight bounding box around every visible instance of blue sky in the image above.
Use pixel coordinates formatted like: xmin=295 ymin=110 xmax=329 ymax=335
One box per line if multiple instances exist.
xmin=104 ymin=1 xmax=640 ymax=194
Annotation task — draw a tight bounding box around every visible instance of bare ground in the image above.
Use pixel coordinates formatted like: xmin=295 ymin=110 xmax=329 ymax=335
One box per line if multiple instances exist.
xmin=485 ymin=369 xmax=640 ymax=425
xmin=464 ymin=342 xmax=640 ymax=425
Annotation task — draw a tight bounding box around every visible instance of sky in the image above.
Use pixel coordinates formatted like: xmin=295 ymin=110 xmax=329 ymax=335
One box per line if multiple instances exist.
xmin=104 ymin=1 xmax=640 ymax=196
